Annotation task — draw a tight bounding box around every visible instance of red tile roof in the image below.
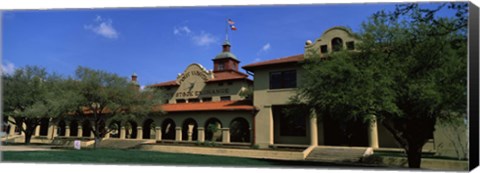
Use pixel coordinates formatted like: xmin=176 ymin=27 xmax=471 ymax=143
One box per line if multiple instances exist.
xmin=148 ymin=70 xmax=252 ymax=88
xmin=149 ymin=80 xmax=178 ymax=88
xmin=157 ymin=100 xmax=256 ymax=112
xmin=242 ymin=54 xmax=304 ymax=71
xmin=207 ymin=70 xmax=250 ymax=83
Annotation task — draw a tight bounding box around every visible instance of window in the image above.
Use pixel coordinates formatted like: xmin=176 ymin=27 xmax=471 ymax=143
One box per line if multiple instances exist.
xmin=332 ymin=37 xmax=343 ymax=52
xmin=346 ymin=41 xmax=355 ymax=50
xmin=218 ymin=82 xmax=224 ymax=86
xmin=227 ymin=81 xmax=233 ymax=85
xmin=220 ymin=96 xmax=231 ymax=101
xmin=202 ymin=97 xmax=212 ymax=102
xmin=188 ymin=98 xmax=200 ymax=103
xmin=269 ymin=70 xmax=297 ymax=89
xmin=218 ymin=63 xmax=225 ymax=71
xmin=272 ymin=105 xmax=307 ymax=136
xmin=320 ymin=45 xmax=328 ymax=53
xmin=176 ymin=99 xmax=186 ymax=103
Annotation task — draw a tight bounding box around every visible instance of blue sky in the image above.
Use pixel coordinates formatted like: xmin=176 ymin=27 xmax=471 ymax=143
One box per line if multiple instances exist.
xmin=1 ymin=2 xmax=458 ymax=87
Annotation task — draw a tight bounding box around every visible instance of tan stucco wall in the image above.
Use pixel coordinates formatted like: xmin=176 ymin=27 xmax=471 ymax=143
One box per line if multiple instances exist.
xmin=433 ymin=118 xmax=468 ymax=159
xmin=162 ymin=63 xmax=251 ymax=103
xmin=377 ymin=123 xmax=401 ymax=148
xmin=251 ymin=66 xmax=307 ymax=148
xmin=304 ymin=26 xmax=358 ymax=58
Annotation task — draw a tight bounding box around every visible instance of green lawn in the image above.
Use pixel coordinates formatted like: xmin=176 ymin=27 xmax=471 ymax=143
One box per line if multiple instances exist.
xmin=1 ymin=149 xmax=373 ymax=167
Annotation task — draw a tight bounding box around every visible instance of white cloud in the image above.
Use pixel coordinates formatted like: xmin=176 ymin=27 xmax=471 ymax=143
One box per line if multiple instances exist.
xmin=191 ymin=31 xmax=218 ymax=47
xmin=253 ymin=58 xmax=262 ymax=62
xmin=173 ymin=26 xmax=191 ymax=35
xmin=174 ymin=25 xmax=218 ymax=47
xmin=262 ymin=43 xmax=271 ymax=52
xmin=84 ymin=16 xmax=119 ymax=39
xmin=1 ymin=61 xmax=15 ymax=75
xmin=256 ymin=42 xmax=272 ymax=56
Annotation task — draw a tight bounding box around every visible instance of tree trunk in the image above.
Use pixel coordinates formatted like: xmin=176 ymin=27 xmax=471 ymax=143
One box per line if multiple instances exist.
xmin=24 ymin=132 xmax=32 ymax=145
xmin=406 ymin=144 xmax=423 ymax=168
xmin=94 ymin=137 xmax=101 ymax=149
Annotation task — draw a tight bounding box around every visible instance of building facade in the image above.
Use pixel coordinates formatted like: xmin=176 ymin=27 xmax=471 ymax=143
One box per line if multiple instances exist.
xmin=2 ymin=26 xmax=467 ymax=159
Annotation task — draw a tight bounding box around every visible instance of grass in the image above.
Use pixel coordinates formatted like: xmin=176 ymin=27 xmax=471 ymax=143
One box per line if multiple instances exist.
xmin=1 ymin=148 xmax=376 ymax=168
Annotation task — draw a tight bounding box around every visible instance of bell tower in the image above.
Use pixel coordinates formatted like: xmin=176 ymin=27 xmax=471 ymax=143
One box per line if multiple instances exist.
xmin=213 ymin=40 xmax=240 ymax=72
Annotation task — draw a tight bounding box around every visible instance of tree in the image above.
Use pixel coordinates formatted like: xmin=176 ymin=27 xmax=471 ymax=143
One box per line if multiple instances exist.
xmin=67 ymin=66 xmax=163 ymax=148
xmin=3 ymin=66 xmax=75 ymax=144
xmin=294 ymin=2 xmax=467 ymax=168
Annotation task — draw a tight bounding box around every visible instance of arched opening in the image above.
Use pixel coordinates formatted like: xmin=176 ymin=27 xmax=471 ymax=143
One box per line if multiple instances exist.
xmin=204 ymin=118 xmax=222 ymax=142
xmin=2 ymin=116 xmax=9 ymax=134
xmin=230 ymin=118 xmax=250 ymax=143
xmin=70 ymin=120 xmax=78 ymax=137
xmin=182 ymin=118 xmax=198 ymax=141
xmin=82 ymin=120 xmax=92 ymax=137
xmin=161 ymin=118 xmax=176 ymax=140
xmin=39 ymin=118 xmax=50 ymax=136
xmin=126 ymin=121 xmax=138 ymax=139
xmin=108 ymin=121 xmax=121 ymax=138
xmin=57 ymin=120 xmax=66 ymax=136
xmin=331 ymin=37 xmax=343 ymax=52
xmin=142 ymin=119 xmax=155 ymax=139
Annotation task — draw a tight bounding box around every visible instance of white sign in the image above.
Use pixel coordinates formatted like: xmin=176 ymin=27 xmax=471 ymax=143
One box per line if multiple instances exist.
xmin=74 ymin=140 xmax=81 ymax=150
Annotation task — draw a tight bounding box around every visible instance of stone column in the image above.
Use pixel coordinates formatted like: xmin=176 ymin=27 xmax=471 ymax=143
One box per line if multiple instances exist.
xmin=137 ymin=126 xmax=143 ymax=140
xmin=47 ymin=124 xmax=54 ymax=139
xmin=155 ymin=127 xmax=162 ymax=141
xmin=175 ymin=127 xmax=182 ymax=141
xmin=104 ymin=130 xmax=110 ymax=139
xmin=120 ymin=126 xmax=126 ymax=139
xmin=368 ymin=115 xmax=379 ymax=149
xmin=34 ymin=126 xmax=41 ymax=136
xmin=9 ymin=124 xmax=16 ymax=135
xmin=310 ymin=109 xmax=318 ymax=146
xmin=77 ymin=125 xmax=83 ymax=137
xmin=197 ymin=127 xmax=205 ymax=143
xmin=52 ymin=125 xmax=58 ymax=138
xmin=187 ymin=124 xmax=195 ymax=141
xmin=65 ymin=126 xmax=71 ymax=137
xmin=221 ymin=128 xmax=230 ymax=143
xmin=21 ymin=123 xmax=27 ymax=135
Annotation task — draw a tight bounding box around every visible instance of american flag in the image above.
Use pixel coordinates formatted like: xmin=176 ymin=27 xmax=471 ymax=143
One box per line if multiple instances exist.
xmin=228 ymin=19 xmax=235 ymax=25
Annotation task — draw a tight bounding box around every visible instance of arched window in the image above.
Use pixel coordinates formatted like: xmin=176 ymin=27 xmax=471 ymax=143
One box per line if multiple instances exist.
xmin=182 ymin=118 xmax=198 ymax=141
xmin=331 ymin=37 xmax=343 ymax=52
xmin=204 ymin=118 xmax=222 ymax=142
xmin=142 ymin=119 xmax=156 ymax=139
xmin=230 ymin=118 xmax=250 ymax=143
xmin=162 ymin=119 xmax=176 ymax=140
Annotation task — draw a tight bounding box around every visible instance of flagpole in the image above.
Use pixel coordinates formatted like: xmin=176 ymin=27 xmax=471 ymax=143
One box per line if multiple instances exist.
xmin=225 ymin=18 xmax=229 ymax=42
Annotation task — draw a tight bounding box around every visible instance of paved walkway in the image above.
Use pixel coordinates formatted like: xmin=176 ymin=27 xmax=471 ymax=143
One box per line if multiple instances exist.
xmin=0 ymin=145 xmax=56 ymax=151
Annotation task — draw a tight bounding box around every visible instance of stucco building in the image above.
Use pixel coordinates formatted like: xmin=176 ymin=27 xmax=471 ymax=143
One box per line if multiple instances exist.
xmin=2 ymin=26 xmax=467 ymax=160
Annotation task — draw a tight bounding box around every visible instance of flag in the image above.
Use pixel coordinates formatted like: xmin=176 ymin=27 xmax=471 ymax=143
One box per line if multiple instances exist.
xmin=228 ymin=19 xmax=235 ymax=25
xmin=228 ymin=19 xmax=237 ymax=31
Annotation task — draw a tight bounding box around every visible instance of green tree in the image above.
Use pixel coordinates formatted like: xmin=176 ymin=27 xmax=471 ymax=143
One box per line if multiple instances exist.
xmin=294 ymin=3 xmax=467 ymax=168
xmin=3 ymin=66 xmax=75 ymax=144
xmin=67 ymin=66 xmax=164 ymax=148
